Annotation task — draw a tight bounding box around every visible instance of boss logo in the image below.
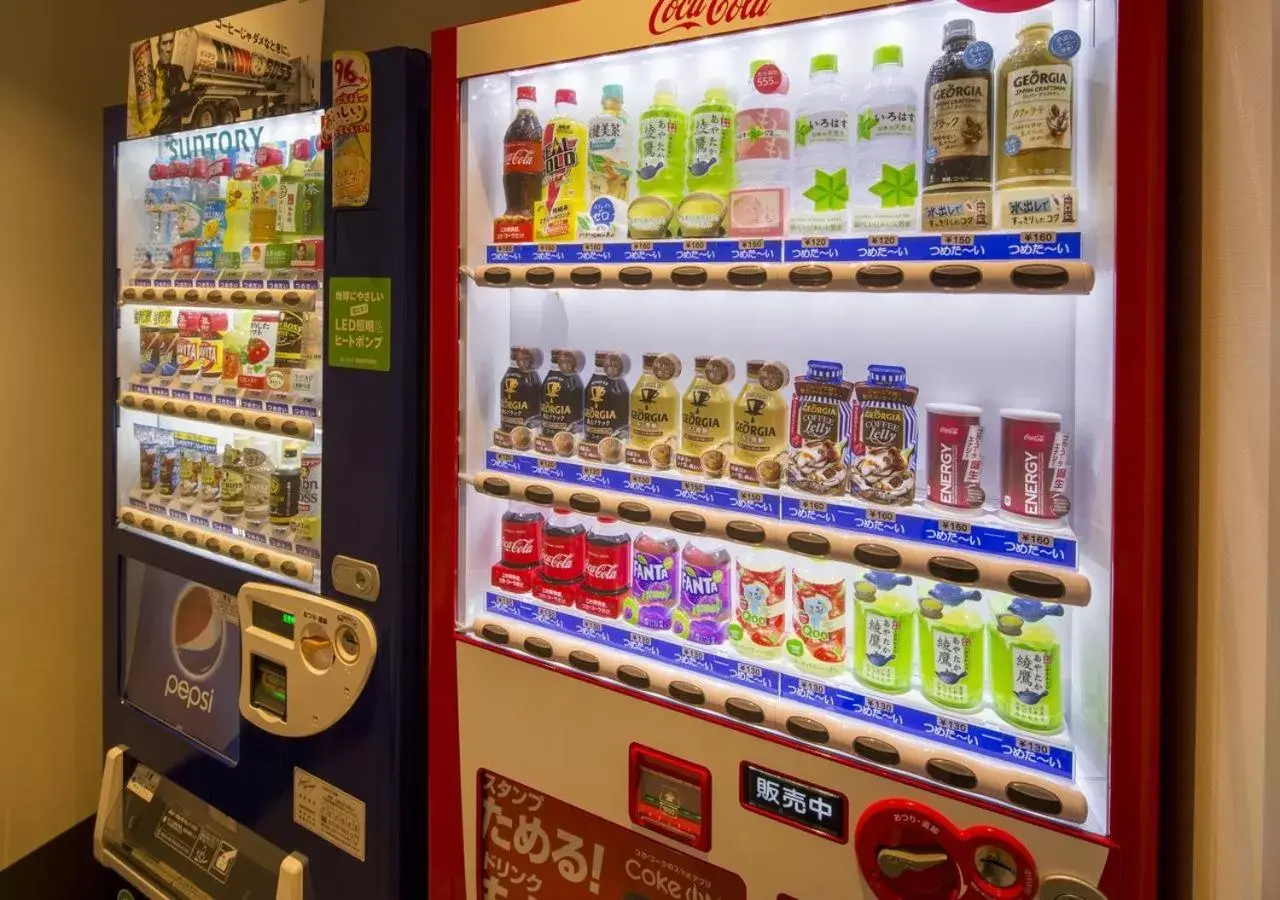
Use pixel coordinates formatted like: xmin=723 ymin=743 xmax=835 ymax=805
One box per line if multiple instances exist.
xmin=165 ymin=674 xmax=215 ymax=712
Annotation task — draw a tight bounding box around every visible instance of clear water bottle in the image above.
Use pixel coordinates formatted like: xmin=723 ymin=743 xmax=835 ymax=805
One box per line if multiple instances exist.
xmin=791 ymin=53 xmax=853 ymax=235
xmin=853 ymin=45 xmax=920 ymax=231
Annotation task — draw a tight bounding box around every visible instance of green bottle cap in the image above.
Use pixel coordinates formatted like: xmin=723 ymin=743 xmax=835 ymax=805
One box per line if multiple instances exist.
xmin=749 ymin=58 xmax=772 ymax=77
xmin=706 ymin=86 xmax=731 ymax=104
xmin=811 ymin=53 xmax=838 ymax=74
xmin=602 ymin=83 xmax=624 ymax=102
xmin=872 ymin=45 xmax=903 ymax=68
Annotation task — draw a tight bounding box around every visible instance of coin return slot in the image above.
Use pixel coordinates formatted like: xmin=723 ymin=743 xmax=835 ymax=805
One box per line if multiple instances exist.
xmin=482 ymin=267 xmax=513 ymax=286
xmin=569 ymin=493 xmax=601 ymax=514
xmin=524 ymin=266 xmax=555 ymax=286
xmin=523 ymin=636 xmax=554 ymax=659
xmin=789 ymin=265 xmax=833 ymax=288
xmin=786 ymin=716 xmax=830 ymax=744
xmin=671 ymin=266 xmax=708 ymax=288
xmin=1011 ymin=264 xmax=1070 ymax=290
xmin=250 ymin=654 xmax=288 ymax=721
xmin=787 ymin=531 xmax=830 ymax=557
xmin=925 ymin=758 xmax=978 ymax=789
xmin=727 ymin=265 xmax=767 ymax=288
xmin=617 ymin=664 xmax=651 ymax=689
xmin=930 ymin=264 xmax=983 ymax=290
xmin=669 ymin=510 xmax=707 ymax=533
xmin=567 ymin=650 xmax=599 ymax=673
xmin=1007 ymin=569 xmax=1066 ymax=600
xmin=668 ymin=681 xmax=705 ymax=705
xmin=480 ymin=623 xmax=510 ymax=645
xmin=724 ymin=697 xmax=765 ymax=724
xmin=569 ymin=266 xmax=602 ymax=286
xmin=855 ymin=264 xmax=905 ymax=289
xmin=619 ymin=266 xmax=652 ymax=287
xmin=853 ymin=736 xmax=901 ymax=766
xmin=1005 ymin=781 xmax=1063 ymax=816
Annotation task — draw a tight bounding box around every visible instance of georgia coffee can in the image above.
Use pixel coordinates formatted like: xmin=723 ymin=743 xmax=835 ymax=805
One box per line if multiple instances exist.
xmin=926 ymin=403 xmax=985 ymax=511
xmin=1000 ymin=409 xmax=1071 ymax=521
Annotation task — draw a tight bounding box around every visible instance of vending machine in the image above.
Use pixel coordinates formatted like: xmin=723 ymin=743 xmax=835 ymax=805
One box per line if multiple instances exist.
xmin=97 ymin=47 xmax=429 ymax=900
xmin=430 ymin=0 xmax=1165 ymax=896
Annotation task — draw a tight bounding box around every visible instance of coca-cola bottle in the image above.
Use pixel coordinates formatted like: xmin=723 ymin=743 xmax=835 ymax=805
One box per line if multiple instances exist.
xmin=534 ymin=508 xmax=585 ymax=607
xmin=504 ymin=86 xmax=543 ymax=218
xmin=579 ymin=517 xmax=631 ymax=619
xmin=491 ymin=501 xmax=544 ymax=594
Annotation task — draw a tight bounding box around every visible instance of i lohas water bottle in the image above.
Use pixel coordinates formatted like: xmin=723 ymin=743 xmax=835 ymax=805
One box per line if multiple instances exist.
xmin=853 ymin=45 xmax=920 ymax=232
xmin=791 ymin=53 xmax=853 ymax=236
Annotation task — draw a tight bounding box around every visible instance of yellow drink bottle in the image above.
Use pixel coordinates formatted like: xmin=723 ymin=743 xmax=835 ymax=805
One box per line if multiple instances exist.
xmin=535 ymin=89 xmax=589 ymax=242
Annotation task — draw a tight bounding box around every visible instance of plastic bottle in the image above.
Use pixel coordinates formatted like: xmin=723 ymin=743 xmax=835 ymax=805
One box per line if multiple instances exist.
xmin=731 ymin=545 xmax=788 ymax=660
xmin=682 ymin=81 xmax=735 ymax=236
xmin=853 ymin=45 xmax=920 ymax=231
xmin=539 ymin=508 xmax=586 ymax=591
xmin=851 ymin=566 xmax=915 ymax=692
xmin=535 ymin=89 xmax=589 ymax=242
xmin=730 ymin=59 xmax=791 ymax=237
xmin=579 ymin=517 xmax=631 ymax=619
xmin=996 ymin=10 xmax=1073 ymax=188
xmin=675 ymin=536 xmax=733 ymax=645
xmin=626 ymin=527 xmax=680 ymax=631
xmin=633 ymin=79 xmax=687 ymax=238
xmin=730 ymin=360 xmax=790 ymax=486
xmin=990 ymin=596 xmax=1066 ymax=732
xmin=677 ymin=356 xmax=735 ymax=478
xmin=627 ymin=352 xmax=682 ymax=469
xmin=269 ymin=441 xmax=302 ymax=528
xmin=787 ymin=557 xmax=850 ymax=677
xmin=917 ymin=580 xmax=985 ymax=711
xmin=791 ymin=53 xmax=853 ymax=235
xmin=223 ymin=150 xmax=254 ymax=257
xmin=923 ymin=19 xmax=993 ymax=194
xmin=503 ymin=85 xmax=543 ymax=219
xmin=585 ymin=84 xmax=633 ymax=239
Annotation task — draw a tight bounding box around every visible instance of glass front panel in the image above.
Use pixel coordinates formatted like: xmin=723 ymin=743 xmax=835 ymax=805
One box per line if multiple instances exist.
xmin=456 ymin=0 xmax=1116 ymax=834
xmin=116 ymin=111 xmax=324 ymax=589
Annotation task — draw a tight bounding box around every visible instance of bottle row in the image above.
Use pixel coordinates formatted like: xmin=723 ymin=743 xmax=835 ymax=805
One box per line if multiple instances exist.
xmin=491 ymin=504 xmax=1068 ymax=733
xmin=495 ymin=348 xmax=1071 ymax=524
xmin=132 ymin=424 xmax=320 ymax=540
xmin=133 ymin=307 xmax=321 ymax=398
xmin=496 ymin=13 xmax=1079 ymax=243
xmin=135 ymin=139 xmax=325 ymax=274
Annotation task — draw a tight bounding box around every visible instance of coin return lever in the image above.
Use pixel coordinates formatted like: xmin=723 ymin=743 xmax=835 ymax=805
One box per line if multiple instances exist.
xmin=238 ymin=583 xmax=378 ymax=738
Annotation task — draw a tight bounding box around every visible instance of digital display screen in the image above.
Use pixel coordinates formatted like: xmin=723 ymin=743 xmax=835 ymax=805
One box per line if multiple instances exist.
xmin=251 ymin=602 xmax=296 ymax=640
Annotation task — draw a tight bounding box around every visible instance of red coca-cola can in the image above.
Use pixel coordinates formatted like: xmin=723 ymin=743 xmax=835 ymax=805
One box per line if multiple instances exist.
xmin=584 ymin=518 xmax=631 ymax=593
xmin=926 ymin=403 xmax=985 ymax=511
xmin=1000 ymin=409 xmax=1071 ymax=521
xmin=540 ymin=509 xmax=585 ymax=584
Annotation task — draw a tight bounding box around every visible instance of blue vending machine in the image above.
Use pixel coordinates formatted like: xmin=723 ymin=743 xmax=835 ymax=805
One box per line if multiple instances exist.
xmin=96 ymin=47 xmax=427 ymax=900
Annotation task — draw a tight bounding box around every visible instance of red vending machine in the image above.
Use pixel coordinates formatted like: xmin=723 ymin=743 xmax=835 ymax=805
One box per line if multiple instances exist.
xmin=429 ymin=0 xmax=1165 ymax=895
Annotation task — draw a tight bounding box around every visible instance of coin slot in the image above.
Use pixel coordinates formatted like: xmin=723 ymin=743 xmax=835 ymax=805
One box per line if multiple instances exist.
xmin=727 ymin=265 xmax=767 ymax=288
xmin=927 ymin=555 xmax=981 ymax=584
xmin=671 ymin=266 xmax=708 ymax=288
xmin=523 ymin=636 xmax=553 ymax=659
xmin=619 ymin=266 xmax=652 ymax=287
xmin=570 ymin=266 xmax=602 ymax=287
xmin=1007 ymin=569 xmax=1067 ymax=600
xmin=668 ymin=680 xmax=705 ymax=705
xmin=787 ymin=531 xmax=830 ymax=557
xmin=786 ymin=716 xmax=830 ymax=744
xmin=725 ymin=520 xmax=766 ymax=544
xmin=853 ymin=543 xmax=902 ymax=570
xmin=724 ymin=697 xmax=765 ymax=723
xmin=525 ymin=266 xmax=555 ymax=286
xmin=855 ymin=264 xmax=905 ymax=289
xmin=930 ymin=264 xmax=983 ymax=290
xmin=1011 ymin=263 xmax=1070 ymax=290
xmin=852 ymin=736 xmax=901 ymax=766
xmin=482 ymin=267 xmax=512 ymax=286
xmin=668 ymin=510 xmax=707 ymax=533
xmin=617 ymin=664 xmax=650 ymax=689
xmin=480 ymin=623 xmax=510 ymax=645
xmin=524 ymin=484 xmax=555 ymax=505
xmin=1005 ymin=781 xmax=1063 ymax=816
xmin=568 ymin=650 xmax=599 ymax=673
xmin=789 ymin=265 xmax=834 ymax=288
xmin=973 ymin=846 xmax=1019 ymax=889
xmin=569 ymin=493 xmax=601 ymax=514
xmin=925 ymin=758 xmax=978 ymax=789
xmin=617 ymin=501 xmax=652 ymax=524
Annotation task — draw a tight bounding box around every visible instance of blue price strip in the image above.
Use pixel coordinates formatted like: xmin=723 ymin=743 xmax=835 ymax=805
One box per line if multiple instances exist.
xmin=780 ymin=675 xmax=1073 ymax=780
xmin=485 ymin=450 xmax=781 ymax=518
xmin=486 ymin=592 xmax=781 ymax=693
xmin=486 ymin=239 xmax=785 ymax=266
xmin=783 ymin=232 xmax=1082 ymax=263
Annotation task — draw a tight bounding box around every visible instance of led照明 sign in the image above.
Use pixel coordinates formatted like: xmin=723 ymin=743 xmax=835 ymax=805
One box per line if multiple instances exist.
xmin=127 ymin=0 xmax=324 ymax=139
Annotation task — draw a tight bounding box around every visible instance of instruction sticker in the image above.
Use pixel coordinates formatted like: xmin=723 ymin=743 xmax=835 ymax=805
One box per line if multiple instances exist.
xmin=328 ymin=276 xmax=391 ymax=371
xmin=293 ymin=767 xmax=366 ymax=861
xmin=126 ymin=764 xmax=161 ymax=804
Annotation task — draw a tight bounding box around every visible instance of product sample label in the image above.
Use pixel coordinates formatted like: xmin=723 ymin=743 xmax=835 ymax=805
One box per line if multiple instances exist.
xmin=294 ymin=767 xmax=366 ymax=861
xmin=928 ymin=78 xmax=990 ymax=159
xmin=1006 ymin=65 xmax=1072 ymax=151
xmin=862 ymin=103 xmax=917 ymax=140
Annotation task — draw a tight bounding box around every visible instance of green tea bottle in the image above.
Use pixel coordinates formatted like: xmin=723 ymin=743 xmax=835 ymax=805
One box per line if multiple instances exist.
xmin=990 ymin=596 xmax=1066 ymax=732
xmin=851 ymin=567 xmax=916 ymax=693
xmin=917 ymin=580 xmax=985 ymax=711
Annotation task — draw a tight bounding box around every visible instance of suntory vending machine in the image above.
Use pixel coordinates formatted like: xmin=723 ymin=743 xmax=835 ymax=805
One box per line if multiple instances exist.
xmin=97 ymin=47 xmax=429 ymax=900
xmin=429 ymin=0 xmax=1165 ymax=896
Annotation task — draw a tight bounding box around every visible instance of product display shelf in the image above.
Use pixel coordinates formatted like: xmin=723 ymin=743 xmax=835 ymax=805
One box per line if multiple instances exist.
xmin=467 ymin=470 xmax=1090 ymax=606
xmin=119 ymin=282 xmax=318 ymax=312
xmin=481 ymin=449 xmax=1081 ymax=572
xmin=119 ymin=503 xmax=316 ymax=585
xmin=469 ymin=600 xmax=1087 ymax=824
xmin=119 ymin=380 xmax=319 ymax=441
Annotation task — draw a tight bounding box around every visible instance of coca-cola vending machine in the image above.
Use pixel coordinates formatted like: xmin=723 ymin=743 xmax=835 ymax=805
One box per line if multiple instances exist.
xmin=429 ymin=0 xmax=1165 ymax=895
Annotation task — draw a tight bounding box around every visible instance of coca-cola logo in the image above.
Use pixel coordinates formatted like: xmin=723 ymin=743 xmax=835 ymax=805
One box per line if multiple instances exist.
xmin=503 ymin=538 xmax=535 ymax=555
xmin=505 ymin=146 xmax=535 ymax=168
xmin=648 ymin=0 xmax=773 ymax=36
xmin=1023 ymin=431 xmax=1047 ymax=443
xmin=585 ymin=561 xmax=619 ymax=580
xmin=543 ymin=552 xmax=578 ymax=570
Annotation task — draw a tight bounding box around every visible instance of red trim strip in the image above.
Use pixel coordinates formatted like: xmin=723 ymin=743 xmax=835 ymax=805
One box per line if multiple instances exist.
xmin=427 ymin=25 xmax=465 ymax=900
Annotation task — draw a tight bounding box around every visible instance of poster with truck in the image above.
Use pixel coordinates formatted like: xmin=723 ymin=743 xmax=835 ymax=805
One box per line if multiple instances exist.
xmin=127 ymin=0 xmax=324 ymax=138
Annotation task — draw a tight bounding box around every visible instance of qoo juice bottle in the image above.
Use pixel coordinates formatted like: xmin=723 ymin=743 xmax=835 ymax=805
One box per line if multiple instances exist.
xmin=730 ymin=544 xmax=788 ymax=660
xmin=917 ymin=577 xmax=986 ymax=711
xmin=990 ymin=595 xmax=1066 ymax=732
xmin=787 ymin=557 xmax=849 ymax=678
xmin=850 ymin=549 xmax=915 ymax=692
